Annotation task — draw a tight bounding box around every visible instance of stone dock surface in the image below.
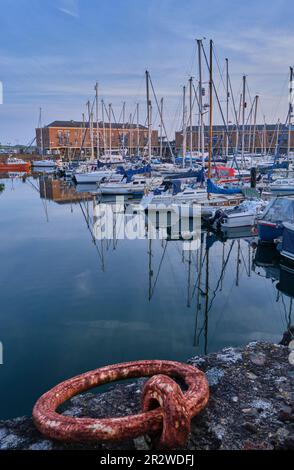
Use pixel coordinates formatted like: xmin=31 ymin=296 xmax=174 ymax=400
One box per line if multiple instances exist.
xmin=0 ymin=342 xmax=293 ymax=450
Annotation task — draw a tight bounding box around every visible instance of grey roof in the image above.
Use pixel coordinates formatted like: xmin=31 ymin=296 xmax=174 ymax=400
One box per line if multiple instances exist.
xmin=45 ymin=120 xmax=147 ymax=130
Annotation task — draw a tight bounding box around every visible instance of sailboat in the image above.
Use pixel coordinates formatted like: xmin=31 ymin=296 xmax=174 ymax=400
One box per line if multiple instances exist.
xmin=32 ymin=108 xmax=56 ymax=169
xmin=98 ymin=176 xmax=163 ymax=196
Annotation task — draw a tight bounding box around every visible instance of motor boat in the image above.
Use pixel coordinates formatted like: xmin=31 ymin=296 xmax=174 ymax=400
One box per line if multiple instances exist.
xmin=0 ymin=157 xmax=31 ymax=172
xmin=211 ymin=200 xmax=268 ymax=229
xmin=257 ymin=196 xmax=294 ymax=243
xmin=269 ymin=178 xmax=294 ymax=195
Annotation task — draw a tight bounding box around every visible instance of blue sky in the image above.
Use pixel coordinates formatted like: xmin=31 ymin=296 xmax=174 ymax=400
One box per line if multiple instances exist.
xmin=0 ymin=0 xmax=293 ymax=144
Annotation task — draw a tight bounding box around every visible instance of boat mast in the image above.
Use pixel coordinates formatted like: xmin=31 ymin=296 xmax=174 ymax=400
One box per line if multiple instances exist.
xmin=208 ymin=39 xmax=213 ymax=183
xmin=122 ymin=101 xmax=126 ymax=157
xmin=39 ymin=107 xmax=44 ymax=157
xmin=87 ymin=100 xmax=94 ymax=161
xmin=197 ymin=39 xmax=205 ymax=164
xmin=109 ymin=103 xmax=112 ymax=154
xmin=129 ymin=113 xmax=132 ymax=157
xmin=225 ymin=58 xmax=229 ymax=156
xmin=263 ymin=116 xmax=267 ymax=155
xmin=182 ymin=85 xmax=187 ymax=168
xmin=95 ymin=82 xmax=99 ymax=159
xmin=146 ymin=70 xmax=152 ymax=161
xmin=160 ymin=97 xmax=163 ymax=159
xmin=252 ymin=95 xmax=258 ymax=154
xmin=136 ymin=102 xmax=140 ymax=156
xmin=101 ymin=100 xmax=106 ymax=155
xmin=275 ymin=119 xmax=281 ymax=155
xmin=241 ymin=75 xmax=246 ymax=169
xmin=189 ymin=77 xmax=193 ymax=167
xmin=287 ymin=66 xmax=293 ymax=160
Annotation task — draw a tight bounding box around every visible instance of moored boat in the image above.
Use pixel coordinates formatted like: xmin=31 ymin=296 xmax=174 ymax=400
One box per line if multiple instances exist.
xmin=32 ymin=159 xmax=56 ymax=168
xmin=257 ymin=196 xmax=294 ymax=243
xmin=0 ymin=157 xmax=31 ymax=173
xmin=269 ymin=178 xmax=294 ymax=195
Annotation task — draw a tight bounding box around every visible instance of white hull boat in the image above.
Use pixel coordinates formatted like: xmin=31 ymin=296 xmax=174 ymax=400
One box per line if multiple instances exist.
xmin=210 ymin=200 xmax=267 ymax=229
xmin=74 ymin=171 xmax=122 ymax=184
xmin=98 ymin=177 xmax=163 ymax=195
xmin=270 ymin=178 xmax=294 ymax=195
xmin=32 ymin=159 xmax=56 ymax=168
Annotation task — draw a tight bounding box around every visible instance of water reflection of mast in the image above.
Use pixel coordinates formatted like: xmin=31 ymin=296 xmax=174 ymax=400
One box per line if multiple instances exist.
xmin=79 ymin=197 xmax=105 ymax=271
xmin=148 ymin=238 xmax=153 ymax=301
xmin=236 ymin=239 xmax=240 ymax=286
xmin=204 ymin=245 xmax=210 ymax=354
xmin=194 ymin=236 xmax=236 ymax=352
xmin=148 ymin=238 xmax=168 ymax=301
xmin=186 ymin=248 xmax=192 ymax=308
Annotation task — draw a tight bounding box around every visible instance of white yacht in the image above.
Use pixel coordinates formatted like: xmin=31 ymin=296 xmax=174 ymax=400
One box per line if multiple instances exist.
xmin=270 ymin=178 xmax=294 ymax=195
xmin=32 ymin=159 xmax=56 ymax=168
xmin=213 ymin=200 xmax=268 ymax=229
xmin=97 ymin=176 xmax=163 ymax=196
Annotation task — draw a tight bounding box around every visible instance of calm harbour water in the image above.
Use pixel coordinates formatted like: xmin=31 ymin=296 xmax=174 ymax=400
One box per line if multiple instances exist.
xmin=0 ymin=175 xmax=292 ymax=419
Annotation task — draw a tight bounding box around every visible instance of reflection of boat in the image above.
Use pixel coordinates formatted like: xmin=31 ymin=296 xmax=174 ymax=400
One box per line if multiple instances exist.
xmin=257 ymin=196 xmax=294 ymax=243
xmin=218 ymin=226 xmax=256 ymax=241
xmin=253 ymin=242 xmax=280 ymax=280
xmin=277 ymin=260 xmax=294 ymax=298
xmin=0 ymin=157 xmax=31 ymax=172
xmin=280 ymin=222 xmax=294 ymax=261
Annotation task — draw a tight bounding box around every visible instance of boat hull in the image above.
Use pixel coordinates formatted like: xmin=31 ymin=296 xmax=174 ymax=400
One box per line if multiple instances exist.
xmin=0 ymin=163 xmax=31 ymax=172
xmin=74 ymin=172 xmax=119 ymax=184
xmin=32 ymin=161 xmax=56 ymax=168
xmin=257 ymin=220 xmax=283 ymax=243
xmin=270 ymin=187 xmax=294 ymax=196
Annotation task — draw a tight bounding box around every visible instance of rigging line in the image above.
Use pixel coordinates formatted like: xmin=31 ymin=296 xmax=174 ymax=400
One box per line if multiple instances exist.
xmin=148 ymin=74 xmax=175 ymax=158
xmin=213 ymin=48 xmax=238 ymax=121
xmin=269 ymin=72 xmax=289 ymax=124
xmin=245 ymin=79 xmax=254 ymax=108
xmin=150 ymin=240 xmax=168 ymax=299
xmin=201 ymin=42 xmax=236 ymax=154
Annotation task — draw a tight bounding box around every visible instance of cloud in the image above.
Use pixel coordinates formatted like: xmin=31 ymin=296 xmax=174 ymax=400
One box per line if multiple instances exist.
xmin=57 ymin=0 xmax=79 ymax=18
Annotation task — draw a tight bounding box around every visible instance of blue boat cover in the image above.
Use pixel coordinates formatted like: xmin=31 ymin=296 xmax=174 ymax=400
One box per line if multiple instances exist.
xmin=207 ymin=179 xmax=242 ymax=195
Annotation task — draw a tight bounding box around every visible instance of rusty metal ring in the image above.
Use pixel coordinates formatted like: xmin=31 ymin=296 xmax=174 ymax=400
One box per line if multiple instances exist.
xmin=33 ymin=360 xmax=209 ymax=448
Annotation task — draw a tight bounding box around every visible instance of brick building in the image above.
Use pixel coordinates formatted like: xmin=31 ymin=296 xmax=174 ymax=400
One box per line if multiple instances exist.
xmin=175 ymin=124 xmax=294 ymax=155
xmin=36 ymin=120 xmax=158 ymax=157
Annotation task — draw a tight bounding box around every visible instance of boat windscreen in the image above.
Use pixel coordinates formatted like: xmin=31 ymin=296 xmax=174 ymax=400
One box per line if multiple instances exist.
xmin=263 ymin=198 xmax=294 ymax=223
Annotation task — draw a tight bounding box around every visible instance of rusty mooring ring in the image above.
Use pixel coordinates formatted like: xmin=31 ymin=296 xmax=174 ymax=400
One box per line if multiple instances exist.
xmin=33 ymin=360 xmax=209 ymax=449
